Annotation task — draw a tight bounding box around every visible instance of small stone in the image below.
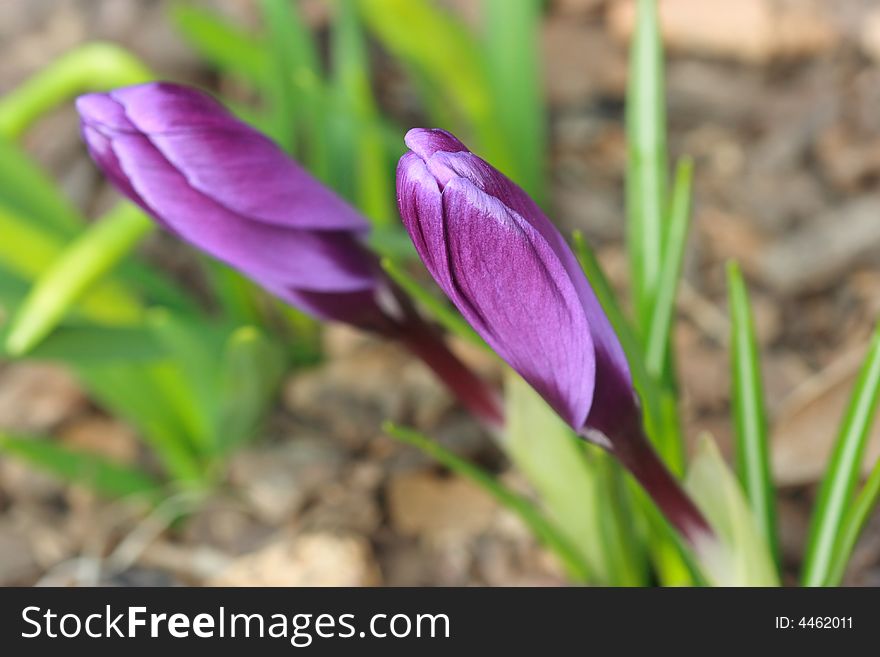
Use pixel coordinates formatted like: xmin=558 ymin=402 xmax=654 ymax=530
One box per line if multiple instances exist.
xmin=60 ymin=416 xmax=140 ymax=464
xmin=229 ymin=438 xmax=346 ymax=524
xmin=0 ymin=363 xmax=87 ymax=433
xmin=0 ymin=518 xmax=40 ymax=585
xmin=387 ymin=470 xmax=497 ymax=542
xmin=608 ymin=0 xmax=838 ymax=63
xmin=860 ymin=6 xmax=880 ymax=63
xmin=209 ymin=531 xmax=380 ymax=587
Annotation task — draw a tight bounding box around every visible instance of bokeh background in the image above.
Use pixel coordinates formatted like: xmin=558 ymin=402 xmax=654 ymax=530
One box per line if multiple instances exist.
xmin=1 ymin=0 xmax=879 ymax=586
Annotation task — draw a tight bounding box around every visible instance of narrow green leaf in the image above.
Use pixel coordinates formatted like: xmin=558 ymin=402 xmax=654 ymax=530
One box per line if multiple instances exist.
xmin=385 ymin=421 xmax=592 ymax=584
xmin=726 ymin=260 xmax=779 ymax=568
xmin=505 ymin=371 xmax=645 ymax=585
xmin=0 ymin=206 xmax=142 ymax=326
xmin=571 ymin=231 xmax=682 ymax=472
xmin=571 ymin=230 xmax=643 ymax=370
xmin=802 ymin=324 xmax=880 ymax=586
xmin=626 ymin=0 xmax=668 ymax=334
xmin=5 ymin=324 xmax=165 ymax=365
xmin=482 ymin=0 xmax=546 ymax=203
xmin=0 ymin=136 xmax=81 ymax=235
xmin=5 ymin=204 xmax=152 ymax=356
xmin=684 ymin=435 xmax=780 ymax=586
xmin=0 ymin=433 xmax=162 ymax=501
xmin=827 ymin=456 xmax=880 ymax=585
xmin=202 ymin=258 xmax=265 ymax=327
xmin=0 ymin=42 xmax=152 ymax=139
xmin=381 ymin=257 xmax=487 ymax=349
xmin=215 ymin=326 xmax=285 ymax=454
xmin=259 ymin=0 xmax=330 ymax=178
xmin=645 ymin=157 xmax=693 ymax=380
xmin=358 ymin=0 xmax=514 ymax=176
xmin=331 ymin=0 xmax=396 ymax=227
xmin=75 ymin=360 xmax=207 ymax=485
xmin=147 ymin=309 xmax=227 ymax=452
xmin=170 ymin=4 xmax=268 ymax=85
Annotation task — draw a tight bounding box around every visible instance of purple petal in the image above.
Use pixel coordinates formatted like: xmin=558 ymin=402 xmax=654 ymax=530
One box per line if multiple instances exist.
xmin=441 ymin=177 xmax=596 ymax=428
xmin=109 ymin=130 xmax=376 ymax=293
xmin=395 ymin=153 xmax=454 ymax=293
xmin=423 ymin=148 xmax=633 ymax=429
xmin=404 ymin=128 xmax=468 ymax=162
xmin=81 ymin=83 xmax=369 ymax=234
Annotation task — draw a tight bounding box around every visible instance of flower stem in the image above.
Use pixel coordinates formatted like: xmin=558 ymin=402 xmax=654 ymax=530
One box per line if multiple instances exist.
xmin=594 ymin=414 xmax=712 ymax=548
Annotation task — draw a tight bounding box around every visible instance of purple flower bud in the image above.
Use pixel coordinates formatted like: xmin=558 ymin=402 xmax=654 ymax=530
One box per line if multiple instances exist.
xmin=397 ymin=128 xmax=711 ymax=543
xmin=77 ymin=84 xmax=504 ymax=429
xmin=76 ymin=82 xmax=385 ymax=330
xmin=397 ymin=128 xmax=634 ymax=437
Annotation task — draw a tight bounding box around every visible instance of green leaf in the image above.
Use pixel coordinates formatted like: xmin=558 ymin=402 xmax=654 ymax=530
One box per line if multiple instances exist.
xmin=827 ymin=456 xmax=880 ymax=585
xmin=381 ymin=257 xmax=486 ymax=349
xmin=0 ymin=206 xmax=142 ymax=326
xmin=5 ymin=203 xmax=152 ymax=356
xmin=75 ymin=362 xmax=204 ymax=484
xmin=0 ymin=433 xmax=162 ymax=501
xmin=202 ymin=258 xmax=266 ymax=327
xmin=259 ymin=0 xmax=329 ymax=176
xmin=170 ymin=4 xmax=268 ymax=85
xmin=626 ymin=0 xmax=668 ymax=334
xmin=3 ymin=324 xmax=166 ymax=365
xmin=384 ymin=421 xmax=592 ymax=584
xmin=684 ymin=435 xmax=780 ymax=586
xmin=331 ymin=0 xmax=397 ymax=227
xmin=645 ymin=157 xmax=693 ymax=381
xmin=726 ymin=260 xmax=779 ymax=569
xmin=571 ymin=231 xmax=683 ymax=472
xmin=482 ymin=0 xmax=546 ymax=203
xmin=215 ymin=326 xmax=285 ymax=454
xmin=505 ymin=371 xmax=646 ymax=585
xmin=147 ymin=309 xmax=227 ymax=452
xmin=0 ymin=136 xmax=81 ymax=235
xmin=0 ymin=42 xmax=152 ymax=139
xmin=802 ymin=324 xmax=880 ymax=586
xmin=358 ymin=0 xmax=513 ymax=176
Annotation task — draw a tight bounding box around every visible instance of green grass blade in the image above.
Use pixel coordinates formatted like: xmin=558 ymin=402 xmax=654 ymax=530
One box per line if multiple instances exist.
xmin=358 ymin=0 xmax=513 ymax=176
xmin=571 ymin=231 xmax=682 ymax=471
xmin=202 ymin=259 xmax=265 ymax=327
xmin=684 ymin=435 xmax=780 ymax=586
xmin=0 ymin=136 xmax=81 ymax=235
xmin=482 ymin=0 xmax=546 ymax=203
xmin=827 ymin=456 xmax=880 ymax=585
xmin=76 ymin=362 xmax=205 ymax=484
xmin=259 ymin=0 xmax=328 ymax=176
xmin=215 ymin=326 xmax=285 ymax=454
xmin=645 ymin=157 xmax=693 ymax=381
xmin=505 ymin=371 xmax=646 ymax=585
xmin=625 ymin=0 xmax=668 ymax=334
xmin=381 ymin=257 xmax=487 ymax=349
xmin=571 ymin=231 xmax=643 ymax=368
xmin=331 ymin=0 xmax=396 ymax=227
xmin=802 ymin=324 xmax=880 ymax=586
xmin=726 ymin=260 xmax=779 ymax=567
xmin=5 ymin=204 xmax=152 ymax=356
xmin=0 ymin=433 xmax=162 ymax=501
xmin=0 ymin=206 xmax=142 ymax=326
xmin=384 ymin=421 xmax=592 ymax=584
xmin=170 ymin=4 xmax=268 ymax=85
xmin=147 ymin=310 xmax=227 ymax=453
xmin=0 ymin=43 xmax=152 ymax=139
xmin=3 ymin=324 xmax=166 ymax=365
